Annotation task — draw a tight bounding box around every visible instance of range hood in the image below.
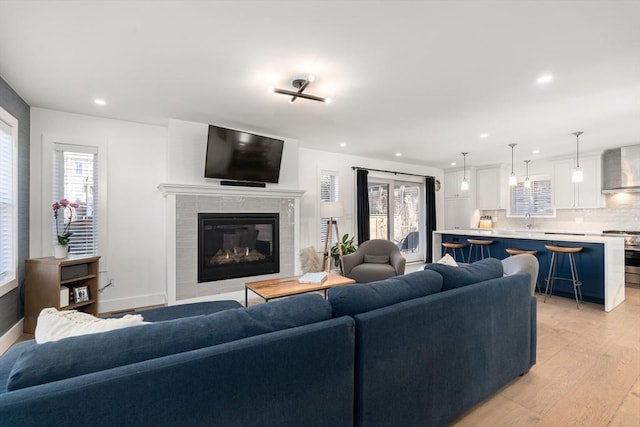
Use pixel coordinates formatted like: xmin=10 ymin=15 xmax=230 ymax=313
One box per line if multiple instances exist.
xmin=602 ymin=145 xmax=640 ymax=193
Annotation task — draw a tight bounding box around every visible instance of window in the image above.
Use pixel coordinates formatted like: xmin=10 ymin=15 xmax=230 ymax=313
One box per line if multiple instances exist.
xmin=53 ymin=145 xmax=98 ymax=255
xmin=0 ymin=107 xmax=18 ymax=294
xmin=319 ymin=171 xmax=339 ymax=249
xmin=509 ymin=178 xmax=554 ymax=217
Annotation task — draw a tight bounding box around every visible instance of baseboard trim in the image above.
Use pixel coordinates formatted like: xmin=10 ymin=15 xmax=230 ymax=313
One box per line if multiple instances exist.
xmin=0 ymin=319 xmax=24 ymax=356
xmin=98 ymin=293 xmax=167 ymax=315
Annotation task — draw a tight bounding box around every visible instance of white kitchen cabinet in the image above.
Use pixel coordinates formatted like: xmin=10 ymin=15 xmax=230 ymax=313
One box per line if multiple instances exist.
xmin=553 ymin=154 xmax=603 ymax=209
xmin=475 ymin=166 xmax=506 ymax=210
xmin=444 ymin=198 xmax=474 ymax=230
xmin=444 ymin=169 xmax=471 ymax=199
xmin=443 ymin=169 xmax=475 ymax=230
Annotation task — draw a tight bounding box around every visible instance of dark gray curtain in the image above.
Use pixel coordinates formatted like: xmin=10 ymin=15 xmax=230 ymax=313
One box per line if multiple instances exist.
xmin=356 ymin=169 xmax=370 ymax=245
xmin=425 ymin=177 xmax=437 ymax=262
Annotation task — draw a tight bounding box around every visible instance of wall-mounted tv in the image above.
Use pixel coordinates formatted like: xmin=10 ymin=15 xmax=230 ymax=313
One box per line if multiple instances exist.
xmin=204 ymin=125 xmax=284 ymax=183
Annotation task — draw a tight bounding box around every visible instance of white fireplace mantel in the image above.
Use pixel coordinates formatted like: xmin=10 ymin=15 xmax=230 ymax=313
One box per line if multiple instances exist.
xmin=160 ymin=182 xmax=306 ymax=305
xmin=158 ymin=183 xmax=305 ymax=199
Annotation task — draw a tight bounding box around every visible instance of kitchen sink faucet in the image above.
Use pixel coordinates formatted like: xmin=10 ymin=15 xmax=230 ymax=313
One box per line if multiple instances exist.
xmin=525 ymin=213 xmax=534 ymax=229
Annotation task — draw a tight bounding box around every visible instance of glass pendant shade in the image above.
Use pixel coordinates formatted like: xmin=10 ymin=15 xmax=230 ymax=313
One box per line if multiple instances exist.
xmin=572 ymin=167 xmax=584 ymax=183
xmin=461 ymin=178 xmax=469 ymax=191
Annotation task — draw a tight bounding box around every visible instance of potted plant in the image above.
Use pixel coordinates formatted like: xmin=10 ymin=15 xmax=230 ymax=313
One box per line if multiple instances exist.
xmin=331 ymin=233 xmax=357 ymax=269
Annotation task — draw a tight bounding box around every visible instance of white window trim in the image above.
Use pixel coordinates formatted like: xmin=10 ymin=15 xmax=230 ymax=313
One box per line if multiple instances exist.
xmin=507 ymin=173 xmax=556 ymax=218
xmin=40 ymin=134 xmax=109 ymax=271
xmin=0 ymin=107 xmax=18 ymax=298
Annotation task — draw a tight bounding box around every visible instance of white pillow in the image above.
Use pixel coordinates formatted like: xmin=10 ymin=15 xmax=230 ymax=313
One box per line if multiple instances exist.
xmin=436 ymin=253 xmax=459 ymax=267
xmin=35 ymin=308 xmax=148 ymax=344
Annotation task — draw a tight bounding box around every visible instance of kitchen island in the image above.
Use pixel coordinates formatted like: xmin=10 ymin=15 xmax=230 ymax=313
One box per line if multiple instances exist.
xmin=433 ymin=229 xmax=625 ymax=312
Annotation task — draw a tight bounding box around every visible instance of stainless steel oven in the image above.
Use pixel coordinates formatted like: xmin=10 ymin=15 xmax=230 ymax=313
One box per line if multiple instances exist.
xmin=603 ymin=230 xmax=640 ymax=287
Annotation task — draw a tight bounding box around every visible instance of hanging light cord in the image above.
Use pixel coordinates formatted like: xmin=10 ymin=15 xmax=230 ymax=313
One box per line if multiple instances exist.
xmin=574 ymin=132 xmax=583 ymax=168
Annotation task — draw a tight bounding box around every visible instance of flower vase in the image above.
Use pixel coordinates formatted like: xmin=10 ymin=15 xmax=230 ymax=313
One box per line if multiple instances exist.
xmin=54 ymin=244 xmax=69 ymax=259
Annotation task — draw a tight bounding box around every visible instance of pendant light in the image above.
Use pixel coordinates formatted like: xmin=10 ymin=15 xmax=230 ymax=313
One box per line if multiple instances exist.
xmin=524 ymin=160 xmax=531 ymax=188
xmin=508 ymin=143 xmax=518 ymax=186
xmin=460 ymin=152 xmax=469 ymax=191
xmin=572 ymin=131 xmax=584 ymax=183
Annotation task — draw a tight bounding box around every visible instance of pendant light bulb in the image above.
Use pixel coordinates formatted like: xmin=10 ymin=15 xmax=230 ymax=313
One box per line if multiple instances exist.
xmin=572 ymin=131 xmax=584 ymax=183
xmin=524 ymin=160 xmax=531 ymax=188
xmin=508 ymin=143 xmax=517 ymax=186
xmin=460 ymin=152 xmax=469 ymax=191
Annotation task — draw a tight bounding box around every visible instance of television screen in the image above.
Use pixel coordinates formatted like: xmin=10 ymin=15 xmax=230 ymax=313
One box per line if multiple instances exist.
xmin=204 ymin=125 xmax=284 ymax=183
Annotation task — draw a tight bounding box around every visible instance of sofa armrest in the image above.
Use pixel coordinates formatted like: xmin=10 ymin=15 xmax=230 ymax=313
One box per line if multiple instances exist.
xmin=390 ymin=251 xmax=406 ymax=275
xmin=342 ymin=252 xmax=364 ymax=276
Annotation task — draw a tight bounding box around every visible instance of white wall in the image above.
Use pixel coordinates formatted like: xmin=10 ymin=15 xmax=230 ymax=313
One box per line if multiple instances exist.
xmin=298 ymin=148 xmax=445 ymax=253
xmin=30 ymin=108 xmax=168 ymax=312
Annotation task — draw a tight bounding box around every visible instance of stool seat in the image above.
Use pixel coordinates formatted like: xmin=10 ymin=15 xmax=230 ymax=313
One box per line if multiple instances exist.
xmin=442 ymin=242 xmax=466 ymax=263
xmin=467 ymin=239 xmax=493 ymax=245
xmin=442 ymin=242 xmax=465 ymax=249
xmin=506 ymin=248 xmax=538 ymax=256
xmin=544 ymin=245 xmax=583 ymax=254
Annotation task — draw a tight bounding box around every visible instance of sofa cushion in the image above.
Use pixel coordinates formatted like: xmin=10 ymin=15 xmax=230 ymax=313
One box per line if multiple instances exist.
xmin=364 ymin=254 xmax=390 ymax=264
xmin=424 ymin=257 xmax=503 ymax=291
xmin=0 ymin=340 xmax=37 ymax=394
xmin=328 ymin=269 xmax=443 ymax=317
xmin=6 ymin=293 xmax=331 ymax=391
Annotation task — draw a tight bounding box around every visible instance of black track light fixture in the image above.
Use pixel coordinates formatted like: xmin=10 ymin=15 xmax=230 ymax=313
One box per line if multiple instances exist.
xmin=270 ymin=75 xmax=331 ymax=104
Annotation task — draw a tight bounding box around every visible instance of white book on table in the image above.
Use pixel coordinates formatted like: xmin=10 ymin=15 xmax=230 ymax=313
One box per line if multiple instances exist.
xmin=298 ymin=272 xmax=328 ymax=284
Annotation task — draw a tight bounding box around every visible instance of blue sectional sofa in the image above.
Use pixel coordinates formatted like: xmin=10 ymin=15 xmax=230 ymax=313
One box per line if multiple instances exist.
xmin=0 ymin=258 xmax=536 ymax=427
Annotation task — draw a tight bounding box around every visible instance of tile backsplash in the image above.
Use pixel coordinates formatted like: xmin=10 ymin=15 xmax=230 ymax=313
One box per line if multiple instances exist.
xmin=481 ymin=193 xmax=640 ymax=233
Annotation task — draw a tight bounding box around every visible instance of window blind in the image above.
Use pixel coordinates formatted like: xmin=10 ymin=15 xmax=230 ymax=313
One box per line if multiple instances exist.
xmin=53 ymin=145 xmax=98 ymax=255
xmin=509 ymin=179 xmax=554 ymax=216
xmin=0 ymin=117 xmax=15 ymax=287
xmin=320 ymin=172 xmax=339 ymax=248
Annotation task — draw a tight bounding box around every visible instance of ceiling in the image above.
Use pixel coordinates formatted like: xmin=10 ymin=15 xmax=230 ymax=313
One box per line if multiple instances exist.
xmin=1 ymin=0 xmax=639 ymax=169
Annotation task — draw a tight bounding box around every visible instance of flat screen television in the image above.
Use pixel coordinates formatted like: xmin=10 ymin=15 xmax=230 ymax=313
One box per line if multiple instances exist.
xmin=204 ymin=125 xmax=284 ymax=183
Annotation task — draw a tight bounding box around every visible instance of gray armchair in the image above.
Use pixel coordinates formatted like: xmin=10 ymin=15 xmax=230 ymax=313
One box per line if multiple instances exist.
xmin=342 ymin=239 xmax=406 ymax=283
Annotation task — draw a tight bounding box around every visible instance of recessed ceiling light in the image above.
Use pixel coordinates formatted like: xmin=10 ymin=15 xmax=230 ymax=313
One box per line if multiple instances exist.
xmin=395 ymin=152 xmax=402 ymax=157
xmin=94 ymin=98 xmax=107 ymax=105
xmin=339 ymin=142 xmax=347 ymax=148
xmin=532 ymin=149 xmax=540 ymax=154
xmin=536 ymin=74 xmax=553 ymax=84
xmin=451 ymin=162 xmax=457 ymax=166
xmin=479 ymin=133 xmax=489 ymax=139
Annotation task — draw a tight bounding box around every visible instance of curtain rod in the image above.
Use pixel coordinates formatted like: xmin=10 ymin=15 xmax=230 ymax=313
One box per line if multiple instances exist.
xmin=352 ymin=167 xmax=435 ymax=180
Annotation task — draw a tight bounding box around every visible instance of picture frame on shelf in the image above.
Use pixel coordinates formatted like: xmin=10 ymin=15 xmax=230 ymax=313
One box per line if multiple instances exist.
xmin=74 ymin=286 xmax=90 ymax=303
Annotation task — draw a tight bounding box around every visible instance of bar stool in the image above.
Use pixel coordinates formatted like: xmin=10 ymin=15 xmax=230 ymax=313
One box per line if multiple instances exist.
xmin=544 ymin=244 xmax=583 ymax=309
xmin=467 ymin=239 xmax=494 ymax=262
xmin=506 ymin=248 xmax=541 ymax=293
xmin=442 ymin=242 xmax=466 ymax=263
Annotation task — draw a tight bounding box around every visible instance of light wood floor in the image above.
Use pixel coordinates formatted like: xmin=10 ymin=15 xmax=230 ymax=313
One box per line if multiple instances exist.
xmin=453 ymin=286 xmax=640 ymax=426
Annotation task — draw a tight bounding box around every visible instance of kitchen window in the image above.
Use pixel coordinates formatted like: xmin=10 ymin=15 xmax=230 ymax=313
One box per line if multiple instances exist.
xmin=509 ymin=177 xmax=555 ymax=217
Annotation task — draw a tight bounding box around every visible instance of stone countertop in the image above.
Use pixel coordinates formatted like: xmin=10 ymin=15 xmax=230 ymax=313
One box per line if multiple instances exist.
xmin=435 ymin=229 xmax=625 ymax=245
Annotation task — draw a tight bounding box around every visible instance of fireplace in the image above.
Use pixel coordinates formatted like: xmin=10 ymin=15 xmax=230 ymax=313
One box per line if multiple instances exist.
xmin=198 ymin=213 xmax=280 ymax=282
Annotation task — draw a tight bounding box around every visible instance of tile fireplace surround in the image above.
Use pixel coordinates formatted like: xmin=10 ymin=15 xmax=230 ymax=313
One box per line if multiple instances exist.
xmin=158 ymin=184 xmax=305 ymax=304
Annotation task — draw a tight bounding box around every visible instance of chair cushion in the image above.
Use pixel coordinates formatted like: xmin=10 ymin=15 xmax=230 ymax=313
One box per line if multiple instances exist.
xmin=6 ymin=294 xmax=330 ymax=391
xmin=424 ymin=258 xmax=503 ymax=291
xmin=349 ymin=263 xmax=398 ymax=283
xmin=364 ymin=254 xmax=390 ymax=264
xmin=328 ymin=269 xmax=443 ymax=317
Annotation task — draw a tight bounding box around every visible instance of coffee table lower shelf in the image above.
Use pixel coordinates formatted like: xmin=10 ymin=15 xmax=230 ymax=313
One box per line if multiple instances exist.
xmin=245 ymin=272 xmax=355 ymax=306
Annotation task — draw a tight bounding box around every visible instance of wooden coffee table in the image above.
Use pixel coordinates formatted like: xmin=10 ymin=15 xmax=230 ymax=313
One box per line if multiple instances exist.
xmin=245 ymin=272 xmax=355 ymax=306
